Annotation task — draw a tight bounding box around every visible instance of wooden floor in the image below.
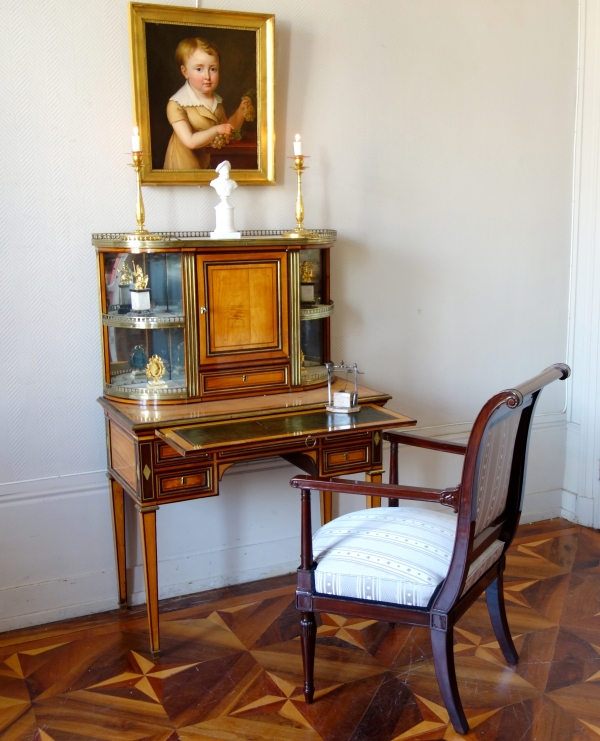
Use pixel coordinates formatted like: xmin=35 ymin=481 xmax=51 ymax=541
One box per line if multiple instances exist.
xmin=1 ymin=518 xmax=600 ymax=741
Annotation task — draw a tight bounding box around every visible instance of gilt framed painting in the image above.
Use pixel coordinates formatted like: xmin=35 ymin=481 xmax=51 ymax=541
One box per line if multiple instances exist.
xmin=129 ymin=3 xmax=275 ymax=185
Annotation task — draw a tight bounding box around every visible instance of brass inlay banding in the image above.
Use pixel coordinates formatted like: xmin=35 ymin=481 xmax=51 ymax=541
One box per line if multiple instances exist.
xmin=182 ymin=254 xmax=199 ymax=398
xmin=290 ymin=252 xmax=301 ymax=386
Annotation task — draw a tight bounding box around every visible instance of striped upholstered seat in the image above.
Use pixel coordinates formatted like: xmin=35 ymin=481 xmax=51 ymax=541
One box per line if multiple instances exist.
xmin=313 ymin=507 xmax=504 ymax=607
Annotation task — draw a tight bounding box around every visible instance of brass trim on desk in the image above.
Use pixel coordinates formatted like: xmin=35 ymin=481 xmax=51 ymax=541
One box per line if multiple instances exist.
xmin=97 ymin=384 xmax=396 ymax=432
xmin=102 ymin=313 xmax=185 ymax=329
xmin=290 ymin=251 xmax=301 ymax=386
xmin=92 ymin=230 xmax=337 ymax=248
xmin=103 ymin=382 xmax=188 ymax=401
xmin=182 ymin=254 xmax=200 ymax=398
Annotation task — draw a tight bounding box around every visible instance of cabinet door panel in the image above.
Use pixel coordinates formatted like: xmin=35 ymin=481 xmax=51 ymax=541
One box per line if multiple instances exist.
xmin=198 ymin=252 xmax=289 ymax=366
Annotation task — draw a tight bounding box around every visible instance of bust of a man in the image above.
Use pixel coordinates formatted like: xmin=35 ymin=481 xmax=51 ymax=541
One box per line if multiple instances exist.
xmin=209 ymin=160 xmax=241 ymax=238
xmin=210 ymin=161 xmax=238 ymax=202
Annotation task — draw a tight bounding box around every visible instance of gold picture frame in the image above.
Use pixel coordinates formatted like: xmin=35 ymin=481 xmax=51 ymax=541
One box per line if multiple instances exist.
xmin=129 ymin=3 xmax=275 ymax=185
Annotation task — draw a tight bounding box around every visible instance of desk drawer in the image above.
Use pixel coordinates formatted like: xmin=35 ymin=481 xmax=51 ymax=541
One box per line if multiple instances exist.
xmin=323 ymin=431 xmax=371 ymax=446
xmin=154 ymin=440 xmax=212 ymax=468
xmin=156 ymin=467 xmax=214 ymax=498
xmin=323 ymin=445 xmax=370 ymax=474
xmin=201 ymin=366 xmax=288 ymax=395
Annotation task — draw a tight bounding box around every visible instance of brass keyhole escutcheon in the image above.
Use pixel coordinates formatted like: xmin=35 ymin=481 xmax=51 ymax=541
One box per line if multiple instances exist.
xmin=343 ymin=452 xmax=349 ymax=460
xmin=242 ymin=375 xmax=247 ymax=381
xmin=305 ymin=435 xmax=317 ymax=448
xmin=181 ymin=477 xmax=186 ymax=485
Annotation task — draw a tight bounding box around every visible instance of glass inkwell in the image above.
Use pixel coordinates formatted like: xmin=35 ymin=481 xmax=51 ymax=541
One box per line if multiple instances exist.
xmin=326 ymin=361 xmax=362 ymax=413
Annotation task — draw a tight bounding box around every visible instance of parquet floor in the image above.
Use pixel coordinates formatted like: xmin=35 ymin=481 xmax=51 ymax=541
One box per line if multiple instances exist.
xmin=1 ymin=518 xmax=600 ymax=740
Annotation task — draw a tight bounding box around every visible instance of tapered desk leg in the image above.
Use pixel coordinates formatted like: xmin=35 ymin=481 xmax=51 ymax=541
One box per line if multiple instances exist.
xmin=137 ymin=504 xmax=161 ymax=658
xmin=366 ymin=468 xmax=385 ymax=509
xmin=320 ymin=491 xmax=333 ymax=525
xmin=109 ymin=478 xmax=127 ymax=610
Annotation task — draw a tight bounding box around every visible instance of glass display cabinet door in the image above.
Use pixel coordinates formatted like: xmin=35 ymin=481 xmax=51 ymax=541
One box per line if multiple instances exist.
xmin=299 ymin=248 xmax=334 ymax=385
xmin=102 ymin=252 xmax=187 ymax=400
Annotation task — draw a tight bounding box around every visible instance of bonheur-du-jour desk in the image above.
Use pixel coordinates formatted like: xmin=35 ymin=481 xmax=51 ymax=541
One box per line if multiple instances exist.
xmin=100 ymin=383 xmax=415 ymax=656
xmin=94 ymin=230 xmax=416 ymax=653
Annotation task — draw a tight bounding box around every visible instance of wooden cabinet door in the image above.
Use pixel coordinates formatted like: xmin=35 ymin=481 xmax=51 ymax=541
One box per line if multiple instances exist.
xmin=197 ymin=252 xmax=289 ymax=366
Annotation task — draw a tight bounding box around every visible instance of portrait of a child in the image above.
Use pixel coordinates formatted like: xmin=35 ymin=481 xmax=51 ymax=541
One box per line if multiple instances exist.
xmin=164 ymin=37 xmax=251 ymax=170
xmin=133 ymin=7 xmax=273 ymax=184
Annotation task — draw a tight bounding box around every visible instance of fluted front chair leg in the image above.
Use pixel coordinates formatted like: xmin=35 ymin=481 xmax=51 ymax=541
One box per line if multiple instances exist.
xmin=486 ymin=573 xmax=518 ymax=664
xmin=431 ymin=626 xmax=469 ymax=734
xmin=300 ymin=611 xmax=316 ymax=703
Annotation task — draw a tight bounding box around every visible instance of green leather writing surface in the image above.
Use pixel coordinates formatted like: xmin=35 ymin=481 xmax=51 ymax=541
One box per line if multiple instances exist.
xmin=174 ymin=405 xmax=399 ymax=449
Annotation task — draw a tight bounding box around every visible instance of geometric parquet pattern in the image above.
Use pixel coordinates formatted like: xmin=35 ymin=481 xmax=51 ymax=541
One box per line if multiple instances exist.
xmin=1 ymin=518 xmax=600 ymax=741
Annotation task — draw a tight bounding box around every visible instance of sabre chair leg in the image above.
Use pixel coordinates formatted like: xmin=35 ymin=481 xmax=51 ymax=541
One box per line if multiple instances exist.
xmin=486 ymin=573 xmax=519 ymax=664
xmin=300 ymin=611 xmax=317 ymax=703
xmin=431 ymin=625 xmax=469 ymax=735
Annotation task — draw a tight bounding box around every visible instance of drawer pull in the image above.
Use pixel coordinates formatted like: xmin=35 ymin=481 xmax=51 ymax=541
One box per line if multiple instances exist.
xmin=242 ymin=375 xmax=247 ymax=381
xmin=343 ymin=452 xmax=349 ymax=460
xmin=305 ymin=435 xmax=317 ymax=448
xmin=181 ymin=477 xmax=186 ymax=485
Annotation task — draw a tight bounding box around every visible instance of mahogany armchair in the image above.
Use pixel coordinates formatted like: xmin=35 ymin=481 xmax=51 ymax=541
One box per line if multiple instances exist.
xmin=291 ymin=363 xmax=570 ymax=735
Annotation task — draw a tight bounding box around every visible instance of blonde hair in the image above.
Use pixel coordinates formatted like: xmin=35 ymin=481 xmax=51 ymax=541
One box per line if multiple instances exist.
xmin=175 ymin=37 xmax=219 ymax=67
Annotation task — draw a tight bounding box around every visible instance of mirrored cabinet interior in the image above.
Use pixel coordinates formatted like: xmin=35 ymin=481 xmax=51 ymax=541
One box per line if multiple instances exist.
xmin=94 ymin=231 xmax=336 ymax=403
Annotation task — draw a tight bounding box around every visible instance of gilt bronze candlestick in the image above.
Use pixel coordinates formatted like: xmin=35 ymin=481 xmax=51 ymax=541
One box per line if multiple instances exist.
xmin=121 ymin=151 xmax=165 ymax=246
xmin=282 ymin=156 xmax=318 ymax=239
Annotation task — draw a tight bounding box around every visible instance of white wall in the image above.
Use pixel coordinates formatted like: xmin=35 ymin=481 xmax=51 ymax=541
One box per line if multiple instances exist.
xmin=0 ymin=0 xmax=578 ymax=631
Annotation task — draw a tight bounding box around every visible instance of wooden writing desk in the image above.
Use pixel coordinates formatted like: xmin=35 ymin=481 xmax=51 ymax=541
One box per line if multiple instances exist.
xmin=100 ymin=379 xmax=415 ymax=656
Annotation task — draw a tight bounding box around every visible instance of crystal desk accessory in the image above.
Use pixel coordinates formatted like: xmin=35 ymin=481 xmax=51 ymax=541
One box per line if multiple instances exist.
xmin=326 ymin=361 xmax=362 ymax=413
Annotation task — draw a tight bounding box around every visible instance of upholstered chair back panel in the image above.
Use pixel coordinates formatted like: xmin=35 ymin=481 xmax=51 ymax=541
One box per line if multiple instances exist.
xmin=473 ymin=407 xmax=522 ymax=537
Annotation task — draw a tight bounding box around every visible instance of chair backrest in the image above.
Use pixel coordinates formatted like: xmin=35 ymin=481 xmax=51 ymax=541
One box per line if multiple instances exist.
xmin=473 ymin=402 xmax=523 ymax=537
xmin=432 ymin=363 xmax=570 ymax=614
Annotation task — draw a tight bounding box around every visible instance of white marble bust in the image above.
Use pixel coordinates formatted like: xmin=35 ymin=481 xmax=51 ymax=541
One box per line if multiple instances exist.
xmin=210 ymin=161 xmax=238 ymax=202
xmin=210 ymin=161 xmax=241 ymax=239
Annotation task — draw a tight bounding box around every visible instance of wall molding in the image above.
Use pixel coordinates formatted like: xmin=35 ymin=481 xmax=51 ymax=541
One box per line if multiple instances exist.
xmin=0 ymin=411 xmax=567 ymax=507
xmin=565 ymin=0 xmax=600 ymax=528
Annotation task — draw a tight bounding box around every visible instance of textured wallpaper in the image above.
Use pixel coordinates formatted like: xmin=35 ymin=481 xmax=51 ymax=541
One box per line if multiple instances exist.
xmin=0 ymin=0 xmax=577 ymax=484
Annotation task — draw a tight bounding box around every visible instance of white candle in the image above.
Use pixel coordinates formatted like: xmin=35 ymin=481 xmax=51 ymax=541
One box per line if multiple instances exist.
xmin=293 ymin=134 xmax=302 ymax=156
xmin=132 ymin=126 xmax=141 ymax=152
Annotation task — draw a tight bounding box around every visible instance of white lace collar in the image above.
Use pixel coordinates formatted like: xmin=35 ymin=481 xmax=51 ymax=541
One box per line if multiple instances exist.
xmin=169 ymin=82 xmax=222 ymax=111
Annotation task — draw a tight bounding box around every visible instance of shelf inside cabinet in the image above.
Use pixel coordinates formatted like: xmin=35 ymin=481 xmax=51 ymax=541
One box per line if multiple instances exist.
xmin=102 ymin=312 xmax=185 ymax=329
xmin=104 ymin=381 xmax=188 ymax=401
xmin=300 ymin=301 xmax=334 ymax=321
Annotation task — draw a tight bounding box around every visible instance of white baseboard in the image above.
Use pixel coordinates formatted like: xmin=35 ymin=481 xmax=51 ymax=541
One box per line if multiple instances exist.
xmin=0 ymin=548 xmax=299 ymax=634
xmin=519 ymin=488 xmax=564 ymax=524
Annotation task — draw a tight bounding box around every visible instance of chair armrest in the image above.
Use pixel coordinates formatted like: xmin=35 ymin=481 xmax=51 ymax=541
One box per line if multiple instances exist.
xmin=290 ymin=475 xmax=460 ymax=510
xmin=383 ymin=430 xmax=467 ymax=455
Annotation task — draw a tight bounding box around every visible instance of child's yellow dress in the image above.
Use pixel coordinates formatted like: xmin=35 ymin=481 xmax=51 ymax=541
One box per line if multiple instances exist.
xmin=164 ymin=83 xmax=226 ymax=169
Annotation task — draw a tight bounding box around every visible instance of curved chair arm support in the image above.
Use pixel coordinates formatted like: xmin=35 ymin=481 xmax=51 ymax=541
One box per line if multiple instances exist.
xmin=383 ymin=431 xmax=467 ymax=455
xmin=290 ymin=475 xmax=460 ymax=510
